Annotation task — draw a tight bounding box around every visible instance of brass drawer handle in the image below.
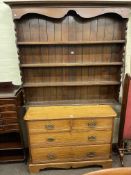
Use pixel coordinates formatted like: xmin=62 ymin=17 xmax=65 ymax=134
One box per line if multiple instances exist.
xmin=45 ymin=124 xmax=55 ymax=130
xmin=86 ymin=152 xmax=96 ymax=158
xmin=47 ymin=137 xmax=55 ymax=142
xmin=87 ymin=120 xmax=96 ymax=128
xmin=47 ymin=154 xmax=56 ymax=160
xmin=88 ymin=136 xmax=96 ymax=141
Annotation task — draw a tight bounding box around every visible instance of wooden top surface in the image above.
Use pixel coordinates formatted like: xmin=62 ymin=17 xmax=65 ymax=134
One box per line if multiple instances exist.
xmin=24 ymin=105 xmax=117 ymax=120
xmin=0 ymin=82 xmax=21 ymax=99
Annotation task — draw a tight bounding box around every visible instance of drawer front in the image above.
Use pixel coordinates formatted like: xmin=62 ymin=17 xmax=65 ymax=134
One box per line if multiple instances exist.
xmin=0 ymin=104 xmax=16 ymax=112
xmin=28 ymin=120 xmax=70 ymax=133
xmin=73 ymin=144 xmax=110 ymax=161
xmin=31 ymin=146 xmax=72 ymax=163
xmin=0 ymin=124 xmax=19 ymax=133
xmin=0 ymin=117 xmax=18 ymax=125
xmin=31 ymin=144 xmax=110 ymax=163
xmin=1 ymin=112 xmax=17 ymax=119
xmin=4 ymin=118 xmax=18 ymax=125
xmin=72 ymin=118 xmax=112 ymax=130
xmin=4 ymin=124 xmax=19 ymax=132
xmin=0 ymin=99 xmax=16 ymax=105
xmin=30 ymin=130 xmax=112 ymax=147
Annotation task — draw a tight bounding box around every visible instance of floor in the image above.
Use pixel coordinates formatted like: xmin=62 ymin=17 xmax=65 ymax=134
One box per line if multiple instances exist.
xmin=0 ymin=153 xmax=131 ymax=175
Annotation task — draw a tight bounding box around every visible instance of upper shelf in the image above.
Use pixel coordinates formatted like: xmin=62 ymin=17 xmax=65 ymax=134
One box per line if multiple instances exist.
xmin=20 ymin=62 xmax=123 ymax=68
xmin=17 ymin=40 xmax=126 ymax=45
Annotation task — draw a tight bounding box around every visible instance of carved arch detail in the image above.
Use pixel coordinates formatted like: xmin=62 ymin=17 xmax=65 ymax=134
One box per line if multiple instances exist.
xmin=12 ymin=7 xmax=130 ymax=19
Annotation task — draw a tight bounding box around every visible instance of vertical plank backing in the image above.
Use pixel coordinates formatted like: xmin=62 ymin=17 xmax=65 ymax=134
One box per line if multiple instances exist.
xmin=16 ymin=13 xmax=126 ymax=105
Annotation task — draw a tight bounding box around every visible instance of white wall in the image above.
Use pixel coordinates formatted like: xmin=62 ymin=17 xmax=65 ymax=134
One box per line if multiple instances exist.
xmin=0 ymin=1 xmax=21 ymax=85
xmin=125 ymin=13 xmax=131 ymax=74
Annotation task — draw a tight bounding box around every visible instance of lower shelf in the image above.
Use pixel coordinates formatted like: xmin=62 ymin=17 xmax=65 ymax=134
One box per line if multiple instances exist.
xmin=0 ymin=142 xmax=23 ymax=151
xmin=0 ymin=132 xmax=23 ymax=151
xmin=0 ymin=155 xmax=25 ymax=163
xmin=25 ymin=99 xmax=120 ymax=107
xmin=0 ymin=149 xmax=25 ymax=163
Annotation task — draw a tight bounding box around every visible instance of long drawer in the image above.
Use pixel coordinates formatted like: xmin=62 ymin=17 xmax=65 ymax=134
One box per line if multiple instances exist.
xmin=28 ymin=118 xmax=112 ymax=133
xmin=31 ymin=144 xmax=110 ymax=163
xmin=30 ymin=130 xmax=112 ymax=147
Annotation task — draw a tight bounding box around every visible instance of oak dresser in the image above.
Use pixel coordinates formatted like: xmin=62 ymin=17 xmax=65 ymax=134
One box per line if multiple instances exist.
xmin=24 ymin=105 xmax=116 ymax=173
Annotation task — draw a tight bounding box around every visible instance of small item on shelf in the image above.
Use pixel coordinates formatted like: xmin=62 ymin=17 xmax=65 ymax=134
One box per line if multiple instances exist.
xmin=0 ymin=82 xmax=25 ymax=163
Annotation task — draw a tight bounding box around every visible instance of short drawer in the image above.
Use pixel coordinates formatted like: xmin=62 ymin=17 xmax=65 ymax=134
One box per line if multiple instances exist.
xmin=31 ymin=144 xmax=110 ymax=163
xmin=28 ymin=120 xmax=70 ymax=133
xmin=0 ymin=104 xmax=16 ymax=112
xmin=0 ymin=99 xmax=16 ymax=105
xmin=0 ymin=117 xmax=18 ymax=125
xmin=4 ymin=124 xmax=19 ymax=132
xmin=0 ymin=124 xmax=20 ymax=133
xmin=0 ymin=111 xmax=17 ymax=119
xmin=72 ymin=118 xmax=113 ymax=130
xmin=4 ymin=118 xmax=18 ymax=125
xmin=30 ymin=130 xmax=112 ymax=147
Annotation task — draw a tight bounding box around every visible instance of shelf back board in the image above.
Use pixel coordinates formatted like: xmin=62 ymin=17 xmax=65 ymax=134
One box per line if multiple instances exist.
xmin=13 ymin=9 xmax=128 ymax=106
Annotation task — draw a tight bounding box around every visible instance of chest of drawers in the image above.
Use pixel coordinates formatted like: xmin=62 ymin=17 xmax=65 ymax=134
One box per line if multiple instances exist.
xmin=24 ymin=105 xmax=116 ymax=173
xmin=0 ymin=82 xmax=25 ymax=162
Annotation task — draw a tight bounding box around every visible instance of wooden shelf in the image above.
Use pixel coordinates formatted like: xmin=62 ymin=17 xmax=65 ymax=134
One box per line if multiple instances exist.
xmin=23 ymin=81 xmax=120 ymax=87
xmin=0 ymin=142 xmax=23 ymax=151
xmin=15 ymin=11 xmax=126 ymax=108
xmin=0 ymin=155 xmax=24 ymax=163
xmin=17 ymin=40 xmax=125 ymax=45
xmin=25 ymin=99 xmax=120 ymax=107
xmin=20 ymin=62 xmax=123 ymax=68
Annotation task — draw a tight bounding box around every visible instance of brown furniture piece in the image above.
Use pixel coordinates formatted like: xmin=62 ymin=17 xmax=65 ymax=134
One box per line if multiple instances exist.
xmin=0 ymin=82 xmax=25 ymax=163
xmin=83 ymin=168 xmax=131 ymax=175
xmin=118 ymin=74 xmax=131 ymax=166
xmin=5 ymin=0 xmax=130 ymax=106
xmin=24 ymin=105 xmax=116 ymax=173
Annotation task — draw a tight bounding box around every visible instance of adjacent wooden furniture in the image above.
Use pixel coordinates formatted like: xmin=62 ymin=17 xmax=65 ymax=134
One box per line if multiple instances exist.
xmin=118 ymin=74 xmax=131 ymax=166
xmin=0 ymin=82 xmax=25 ymax=163
xmin=24 ymin=105 xmax=116 ymax=173
xmin=6 ymin=0 xmax=130 ymax=106
xmin=83 ymin=168 xmax=131 ymax=175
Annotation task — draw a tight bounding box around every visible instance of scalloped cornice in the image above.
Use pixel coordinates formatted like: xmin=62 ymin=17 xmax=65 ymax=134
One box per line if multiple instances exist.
xmin=11 ymin=7 xmax=130 ymax=19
